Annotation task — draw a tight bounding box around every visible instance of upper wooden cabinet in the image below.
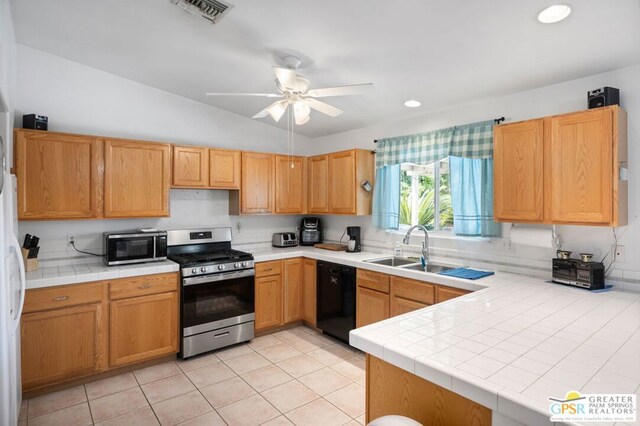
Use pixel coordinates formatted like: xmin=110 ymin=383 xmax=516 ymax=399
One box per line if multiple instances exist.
xmin=232 ymin=152 xmax=275 ymax=214
xmin=307 ymin=155 xmax=330 ymax=213
xmin=275 ymin=155 xmax=306 ymax=214
xmin=104 ymin=139 xmax=172 ymax=218
xmin=493 ymin=106 xmax=627 ymax=226
xmin=494 ymin=119 xmax=544 ymax=222
xmin=172 ymin=145 xmax=209 ymax=188
xmin=308 ymin=149 xmax=374 ymax=215
xmin=210 ymin=148 xmax=241 ymax=189
xmin=14 ymin=130 xmax=104 ymax=220
xmin=172 ymin=146 xmax=241 ymax=189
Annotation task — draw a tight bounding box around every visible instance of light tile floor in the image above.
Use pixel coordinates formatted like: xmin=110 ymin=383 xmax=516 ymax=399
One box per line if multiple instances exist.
xmin=19 ymin=326 xmax=367 ymax=426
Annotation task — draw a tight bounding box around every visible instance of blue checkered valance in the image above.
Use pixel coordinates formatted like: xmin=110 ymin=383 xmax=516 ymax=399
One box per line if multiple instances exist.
xmin=375 ymin=120 xmax=494 ymax=168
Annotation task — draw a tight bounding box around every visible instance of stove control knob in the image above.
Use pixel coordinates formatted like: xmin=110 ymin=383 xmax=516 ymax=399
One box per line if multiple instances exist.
xmin=234 ymin=263 xmax=240 ymax=268
xmin=201 ymin=267 xmax=207 ymax=273
xmin=191 ymin=268 xmax=198 ymax=274
xmin=241 ymin=262 xmax=247 ymax=267
xmin=218 ymin=264 xmax=226 ymax=271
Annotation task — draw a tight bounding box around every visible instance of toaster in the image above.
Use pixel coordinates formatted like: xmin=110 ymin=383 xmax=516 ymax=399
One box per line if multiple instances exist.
xmin=272 ymin=232 xmax=298 ymax=248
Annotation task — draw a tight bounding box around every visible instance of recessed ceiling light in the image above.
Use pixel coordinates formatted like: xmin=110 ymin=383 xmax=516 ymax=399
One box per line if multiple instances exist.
xmin=404 ymin=100 xmax=421 ymax=108
xmin=538 ymin=5 xmax=571 ymax=24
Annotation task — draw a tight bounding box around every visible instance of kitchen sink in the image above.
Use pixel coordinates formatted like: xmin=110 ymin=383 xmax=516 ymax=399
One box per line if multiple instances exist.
xmin=399 ymin=263 xmax=456 ymax=273
xmin=363 ymin=256 xmax=458 ymax=274
xmin=363 ymin=256 xmax=421 ymax=267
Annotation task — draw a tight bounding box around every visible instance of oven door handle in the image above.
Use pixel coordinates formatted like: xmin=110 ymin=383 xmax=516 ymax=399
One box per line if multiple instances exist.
xmin=183 ymin=269 xmax=256 ymax=286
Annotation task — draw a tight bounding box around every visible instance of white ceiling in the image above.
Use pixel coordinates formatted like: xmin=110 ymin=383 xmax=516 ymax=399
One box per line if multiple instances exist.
xmin=10 ymin=0 xmax=640 ymax=138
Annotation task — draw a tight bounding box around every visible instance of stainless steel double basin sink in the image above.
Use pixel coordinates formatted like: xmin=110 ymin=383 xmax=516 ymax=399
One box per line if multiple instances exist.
xmin=362 ymin=256 xmax=457 ymax=274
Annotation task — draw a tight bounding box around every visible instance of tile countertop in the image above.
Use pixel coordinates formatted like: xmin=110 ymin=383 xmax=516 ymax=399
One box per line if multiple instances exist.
xmin=25 ymin=260 xmax=180 ymax=289
xmin=25 ymin=246 xmax=640 ymax=424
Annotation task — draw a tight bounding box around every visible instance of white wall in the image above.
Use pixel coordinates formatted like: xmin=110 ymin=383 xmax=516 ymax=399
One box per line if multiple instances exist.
xmin=0 ymin=0 xmax=16 ymax=161
xmin=313 ymin=64 xmax=640 ymax=290
xmin=14 ymin=45 xmax=312 ymax=255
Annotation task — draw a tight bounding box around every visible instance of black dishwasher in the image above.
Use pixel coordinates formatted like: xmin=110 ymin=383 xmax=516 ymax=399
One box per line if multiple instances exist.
xmin=316 ymin=261 xmax=356 ymax=344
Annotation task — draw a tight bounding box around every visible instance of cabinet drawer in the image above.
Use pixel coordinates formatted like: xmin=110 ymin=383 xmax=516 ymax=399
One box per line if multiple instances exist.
xmin=109 ymin=273 xmax=178 ymax=300
xmin=24 ymin=282 xmax=104 ymax=313
xmin=256 ymin=261 xmax=282 ymax=278
xmin=357 ymin=269 xmax=390 ymax=293
xmin=436 ymin=285 xmax=470 ymax=303
xmin=391 ymin=277 xmax=434 ymax=305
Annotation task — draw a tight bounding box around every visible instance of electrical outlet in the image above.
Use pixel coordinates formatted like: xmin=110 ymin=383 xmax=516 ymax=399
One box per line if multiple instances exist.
xmin=615 ymin=245 xmax=625 ymax=263
xmin=67 ymin=234 xmax=76 ymax=246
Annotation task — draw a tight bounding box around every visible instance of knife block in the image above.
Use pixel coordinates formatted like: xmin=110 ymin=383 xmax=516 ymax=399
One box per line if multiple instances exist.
xmin=21 ymin=247 xmax=39 ymax=272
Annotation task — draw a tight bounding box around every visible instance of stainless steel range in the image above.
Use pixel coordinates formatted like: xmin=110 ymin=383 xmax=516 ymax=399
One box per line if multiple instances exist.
xmin=167 ymin=228 xmax=255 ymax=359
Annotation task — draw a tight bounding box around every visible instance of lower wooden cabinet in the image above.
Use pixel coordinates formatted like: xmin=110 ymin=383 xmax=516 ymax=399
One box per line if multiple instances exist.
xmin=109 ymin=292 xmax=178 ymax=367
xmin=21 ymin=303 xmax=105 ymax=390
xmin=390 ymin=276 xmax=434 ymax=317
xmin=21 ymin=272 xmax=179 ymax=391
xmin=356 ymin=286 xmax=389 ymax=328
xmin=302 ymin=258 xmax=317 ymax=325
xmin=283 ymin=258 xmax=303 ymax=323
xmin=255 ymin=274 xmax=284 ymax=331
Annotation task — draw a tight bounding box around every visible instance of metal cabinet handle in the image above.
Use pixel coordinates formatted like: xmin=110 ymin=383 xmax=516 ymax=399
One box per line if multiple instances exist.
xmin=263 ymin=268 xmax=273 ymax=272
xmin=138 ymin=284 xmax=152 ymax=289
xmin=53 ymin=296 xmax=69 ymax=302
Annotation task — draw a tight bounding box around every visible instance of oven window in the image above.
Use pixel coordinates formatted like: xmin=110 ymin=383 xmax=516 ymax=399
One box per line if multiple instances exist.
xmin=182 ymin=275 xmax=254 ymax=328
xmin=108 ymin=237 xmax=154 ymax=262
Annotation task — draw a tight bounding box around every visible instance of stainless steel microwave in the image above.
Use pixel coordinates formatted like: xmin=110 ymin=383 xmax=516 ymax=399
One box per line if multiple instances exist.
xmin=104 ymin=231 xmax=167 ymax=266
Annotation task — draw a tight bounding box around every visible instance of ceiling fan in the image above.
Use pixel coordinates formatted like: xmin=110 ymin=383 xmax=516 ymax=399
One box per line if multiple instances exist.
xmin=206 ymin=56 xmax=373 ymax=125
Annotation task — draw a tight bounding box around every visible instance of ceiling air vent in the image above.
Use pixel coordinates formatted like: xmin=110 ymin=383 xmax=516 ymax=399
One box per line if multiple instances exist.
xmin=170 ymin=0 xmax=233 ymax=24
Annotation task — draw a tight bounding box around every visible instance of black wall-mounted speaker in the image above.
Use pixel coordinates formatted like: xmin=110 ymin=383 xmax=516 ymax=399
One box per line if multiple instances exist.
xmin=588 ymin=87 xmax=619 ymax=109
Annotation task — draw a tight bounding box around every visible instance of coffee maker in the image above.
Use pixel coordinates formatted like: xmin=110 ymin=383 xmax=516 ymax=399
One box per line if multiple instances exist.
xmin=346 ymin=226 xmax=361 ymax=252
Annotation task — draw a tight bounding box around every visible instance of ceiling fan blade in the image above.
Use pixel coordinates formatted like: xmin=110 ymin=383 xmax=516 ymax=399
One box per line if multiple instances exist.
xmin=273 ymin=67 xmax=298 ymax=91
xmin=252 ymin=100 xmax=287 ymax=121
xmin=303 ymin=98 xmax=343 ymax=117
xmin=206 ymin=92 xmax=282 ymax=97
xmin=306 ymin=83 xmax=373 ymax=98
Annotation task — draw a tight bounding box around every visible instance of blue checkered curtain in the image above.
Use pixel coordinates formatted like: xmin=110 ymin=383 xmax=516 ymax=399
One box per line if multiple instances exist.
xmin=375 ymin=127 xmax=454 ymax=168
xmin=450 ymin=120 xmax=495 ymax=158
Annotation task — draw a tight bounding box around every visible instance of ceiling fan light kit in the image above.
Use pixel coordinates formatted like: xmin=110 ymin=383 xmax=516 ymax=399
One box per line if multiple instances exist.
xmin=207 ymin=56 xmax=373 ymax=125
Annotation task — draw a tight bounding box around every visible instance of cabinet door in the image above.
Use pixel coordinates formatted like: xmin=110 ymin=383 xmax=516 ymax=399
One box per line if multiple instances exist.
xmin=275 ymin=155 xmax=305 ymax=214
xmin=104 ymin=139 xmax=171 ymax=217
xmin=241 ymin=152 xmax=274 ymax=214
xmin=302 ymin=258 xmax=317 ymax=325
xmin=390 ymin=296 xmax=428 ymax=317
xmin=21 ymin=303 xmax=105 ymax=390
xmin=283 ymin=258 xmax=303 ymax=323
xmin=110 ymin=292 xmax=178 ymax=367
xmin=356 ymin=286 xmax=389 ymax=328
xmin=549 ymin=109 xmax=613 ymax=224
xmin=493 ymin=120 xmax=544 ymax=222
xmin=173 ymin=145 xmax=209 ymax=188
xmin=15 ymin=131 xmax=103 ymax=220
xmin=329 ymin=151 xmax=356 ymax=214
xmin=436 ymin=286 xmax=469 ymax=304
xmin=210 ymin=149 xmax=241 ymax=189
xmin=255 ymin=275 xmax=283 ymax=330
xmin=307 ymin=155 xmax=329 ymax=213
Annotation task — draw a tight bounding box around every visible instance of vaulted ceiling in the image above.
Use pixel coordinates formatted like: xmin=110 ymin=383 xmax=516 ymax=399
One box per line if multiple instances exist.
xmin=10 ymin=0 xmax=640 ymax=138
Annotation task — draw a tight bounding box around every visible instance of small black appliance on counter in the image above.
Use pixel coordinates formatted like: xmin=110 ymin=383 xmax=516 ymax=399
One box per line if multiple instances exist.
xmin=300 ymin=217 xmax=323 ymax=246
xmin=588 ymin=87 xmax=619 ymax=109
xmin=22 ymin=114 xmax=48 ymax=130
xmin=552 ymin=258 xmax=605 ymax=290
xmin=346 ymin=226 xmax=361 ymax=252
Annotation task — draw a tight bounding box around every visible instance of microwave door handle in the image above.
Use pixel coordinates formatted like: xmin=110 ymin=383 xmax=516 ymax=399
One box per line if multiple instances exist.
xmin=153 ymin=236 xmax=157 ymax=258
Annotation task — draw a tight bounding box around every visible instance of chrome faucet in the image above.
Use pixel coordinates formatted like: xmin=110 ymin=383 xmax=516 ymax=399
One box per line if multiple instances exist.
xmin=403 ymin=225 xmax=429 ymax=263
